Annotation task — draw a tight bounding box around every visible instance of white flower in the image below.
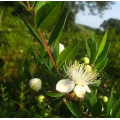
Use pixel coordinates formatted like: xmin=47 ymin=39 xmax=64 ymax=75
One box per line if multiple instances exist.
xmin=29 ymin=78 xmax=42 ymax=91
xmin=56 ymin=61 xmax=99 ymax=98
xmin=59 ymin=43 xmax=65 ymax=54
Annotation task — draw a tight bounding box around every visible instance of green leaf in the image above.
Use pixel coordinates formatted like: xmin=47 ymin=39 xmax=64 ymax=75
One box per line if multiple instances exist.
xmin=112 ymin=98 xmax=120 ymax=118
xmin=90 ymin=40 xmax=98 ymax=64
xmin=22 ymin=59 xmax=32 ymax=79
xmin=16 ymin=13 xmax=43 ymax=46
xmin=34 ymin=48 xmax=55 ymax=76
xmin=91 ymin=33 xmax=95 ymax=45
xmin=34 ymin=1 xmax=64 ymax=29
xmin=90 ymin=90 xmax=97 ymax=107
xmin=95 ymin=44 xmax=110 ymax=66
xmin=53 ymin=39 xmax=59 ymax=62
xmin=34 ymin=1 xmax=46 ymax=12
xmin=93 ymin=58 xmax=108 ymax=72
xmin=56 ymin=43 xmax=79 ymax=68
xmin=48 ymin=10 xmax=69 ymax=45
xmin=96 ymin=30 xmax=108 ymax=58
xmin=106 ymin=89 xmax=113 ymax=117
xmin=46 ymin=92 xmax=64 ymax=97
xmin=85 ymin=39 xmax=91 ymax=59
xmin=91 ymin=100 xmax=102 ymax=117
xmin=66 ymin=100 xmax=80 ymax=117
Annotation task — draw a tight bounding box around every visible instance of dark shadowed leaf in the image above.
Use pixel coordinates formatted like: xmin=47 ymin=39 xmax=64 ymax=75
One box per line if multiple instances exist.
xmin=91 ymin=100 xmax=102 ymax=117
xmin=112 ymin=98 xmax=120 ymax=118
xmin=66 ymin=100 xmax=80 ymax=117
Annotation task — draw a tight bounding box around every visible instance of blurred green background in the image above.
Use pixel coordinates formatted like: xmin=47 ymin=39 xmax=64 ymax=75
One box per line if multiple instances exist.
xmin=0 ymin=1 xmax=120 ymax=117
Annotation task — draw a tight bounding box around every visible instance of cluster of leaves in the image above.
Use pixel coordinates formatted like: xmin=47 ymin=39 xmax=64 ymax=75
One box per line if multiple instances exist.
xmin=0 ymin=1 xmax=120 ymax=118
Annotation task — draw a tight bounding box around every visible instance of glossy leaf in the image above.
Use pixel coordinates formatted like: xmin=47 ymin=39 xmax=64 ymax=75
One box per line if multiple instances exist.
xmin=66 ymin=100 xmax=80 ymax=117
xmin=95 ymin=44 xmax=110 ymax=66
xmin=46 ymin=92 xmax=64 ymax=97
xmin=91 ymin=100 xmax=102 ymax=117
xmin=90 ymin=40 xmax=98 ymax=64
xmin=48 ymin=10 xmax=69 ymax=45
xmin=34 ymin=1 xmax=64 ymax=29
xmin=97 ymin=30 xmax=108 ymax=58
xmin=85 ymin=39 xmax=91 ymax=59
xmin=56 ymin=43 xmax=79 ymax=68
xmin=16 ymin=13 xmax=43 ymax=46
xmin=93 ymin=58 xmax=108 ymax=72
xmin=34 ymin=1 xmax=46 ymax=12
xmin=112 ymin=98 xmax=120 ymax=118
xmin=106 ymin=89 xmax=113 ymax=117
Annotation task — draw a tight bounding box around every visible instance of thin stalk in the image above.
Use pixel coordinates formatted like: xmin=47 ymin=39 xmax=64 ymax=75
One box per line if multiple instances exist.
xmin=38 ymin=29 xmax=57 ymax=69
xmin=26 ymin=1 xmax=31 ymax=11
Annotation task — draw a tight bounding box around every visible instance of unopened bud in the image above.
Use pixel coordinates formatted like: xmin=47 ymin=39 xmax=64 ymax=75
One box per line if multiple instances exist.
xmin=38 ymin=94 xmax=45 ymax=102
xmin=44 ymin=113 xmax=49 ymax=117
xmin=102 ymin=96 xmax=108 ymax=103
xmin=29 ymin=78 xmax=42 ymax=91
xmin=85 ymin=65 xmax=92 ymax=71
xmin=82 ymin=57 xmax=89 ymax=64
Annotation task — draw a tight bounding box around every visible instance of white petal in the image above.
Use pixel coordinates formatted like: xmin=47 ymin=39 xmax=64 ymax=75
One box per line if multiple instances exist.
xmin=74 ymin=85 xmax=86 ymax=98
xmin=56 ymin=79 xmax=75 ymax=93
xmin=84 ymin=85 xmax=91 ymax=93
xmin=59 ymin=43 xmax=65 ymax=54
xmin=29 ymin=78 xmax=42 ymax=91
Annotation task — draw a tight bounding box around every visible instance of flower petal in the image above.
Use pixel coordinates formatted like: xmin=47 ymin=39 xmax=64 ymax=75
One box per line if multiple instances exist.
xmin=84 ymin=85 xmax=91 ymax=93
xmin=56 ymin=79 xmax=75 ymax=93
xmin=74 ymin=85 xmax=86 ymax=98
xmin=29 ymin=78 xmax=42 ymax=91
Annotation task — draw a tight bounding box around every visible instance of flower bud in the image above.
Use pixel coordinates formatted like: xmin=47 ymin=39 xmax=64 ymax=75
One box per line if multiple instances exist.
xmin=44 ymin=113 xmax=49 ymax=117
xmin=102 ymin=96 xmax=108 ymax=103
xmin=59 ymin=43 xmax=65 ymax=54
xmin=38 ymin=94 xmax=45 ymax=102
xmin=85 ymin=65 xmax=92 ymax=71
xmin=29 ymin=78 xmax=42 ymax=91
xmin=82 ymin=57 xmax=89 ymax=64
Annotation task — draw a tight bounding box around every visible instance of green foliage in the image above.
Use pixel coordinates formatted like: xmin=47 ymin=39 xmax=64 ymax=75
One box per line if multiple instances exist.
xmin=66 ymin=100 xmax=80 ymax=117
xmin=0 ymin=1 xmax=120 ymax=118
xmin=46 ymin=92 xmax=64 ymax=97
xmin=91 ymin=100 xmax=102 ymax=117
xmin=112 ymin=98 xmax=120 ymax=118
xmin=56 ymin=43 xmax=79 ymax=68
xmin=105 ymin=89 xmax=113 ymax=117
xmin=48 ymin=10 xmax=69 ymax=45
xmin=34 ymin=1 xmax=64 ymax=29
